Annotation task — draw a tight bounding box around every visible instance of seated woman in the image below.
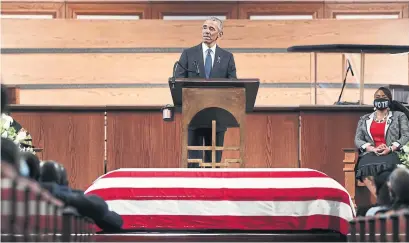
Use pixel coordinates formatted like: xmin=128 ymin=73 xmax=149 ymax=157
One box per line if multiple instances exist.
xmin=354 ymin=87 xmax=409 ymax=198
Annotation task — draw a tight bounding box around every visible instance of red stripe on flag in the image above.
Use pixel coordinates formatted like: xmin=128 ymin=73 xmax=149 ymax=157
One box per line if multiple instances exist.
xmin=101 ymin=171 xmax=327 ymax=179
xmin=118 ymin=215 xmax=349 ymax=235
xmin=86 ymin=187 xmax=350 ymax=204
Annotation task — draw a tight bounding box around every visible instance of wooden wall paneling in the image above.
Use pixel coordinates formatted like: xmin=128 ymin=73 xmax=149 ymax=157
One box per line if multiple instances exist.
xmin=150 ymin=2 xmax=238 ymax=19
xmin=0 ymin=2 xmax=65 ymax=18
xmin=106 ymin=111 xmax=298 ymax=170
xmin=16 ymin=87 xmax=173 ymax=106
xmin=65 ymin=3 xmax=151 ymax=19
xmin=9 ymin=112 xmax=46 ymax=161
xmin=316 ymin=87 xmax=378 ymax=105
xmin=5 ymin=87 xmax=20 ymax=104
xmin=238 ymin=2 xmax=324 ymax=19
xmin=324 ymin=3 xmax=408 ymax=19
xmin=2 ymin=52 xmax=406 ymax=85
xmin=363 ymin=53 xmax=408 ymax=85
xmin=11 ymin=110 xmax=105 ymax=190
xmin=243 ymin=112 xmax=299 ymax=168
xmin=0 ymin=53 xmax=314 ymax=84
xmin=299 ymin=110 xmax=366 ymax=185
xmin=3 ymin=19 xmax=408 ymax=48
xmin=106 ymin=111 xmax=181 ymax=170
xmin=404 ymin=3 xmax=409 ymax=18
xmin=13 ymin=87 xmax=314 ymax=106
xmin=12 ymin=87 xmax=381 ymax=106
xmin=222 ymin=113 xmax=300 ymax=168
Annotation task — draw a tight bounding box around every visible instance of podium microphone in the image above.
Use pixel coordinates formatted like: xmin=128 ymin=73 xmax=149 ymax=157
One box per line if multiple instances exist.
xmin=171 ymin=61 xmax=200 ymax=88
xmin=177 ymin=61 xmax=200 ymax=75
xmin=171 ymin=61 xmax=178 ymax=89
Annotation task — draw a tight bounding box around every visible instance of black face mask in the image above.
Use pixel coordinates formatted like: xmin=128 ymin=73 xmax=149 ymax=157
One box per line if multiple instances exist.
xmin=374 ymin=98 xmax=390 ymax=110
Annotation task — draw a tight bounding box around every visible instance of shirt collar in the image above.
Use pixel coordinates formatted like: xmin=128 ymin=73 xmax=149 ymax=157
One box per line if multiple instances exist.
xmin=202 ymin=42 xmax=216 ymax=54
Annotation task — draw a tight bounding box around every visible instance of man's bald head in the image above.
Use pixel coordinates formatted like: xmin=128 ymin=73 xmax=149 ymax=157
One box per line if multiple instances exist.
xmin=388 ymin=167 xmax=409 ymax=203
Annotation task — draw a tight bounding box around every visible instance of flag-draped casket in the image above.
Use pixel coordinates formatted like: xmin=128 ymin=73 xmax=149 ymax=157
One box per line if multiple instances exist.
xmin=85 ymin=168 xmax=355 ymax=235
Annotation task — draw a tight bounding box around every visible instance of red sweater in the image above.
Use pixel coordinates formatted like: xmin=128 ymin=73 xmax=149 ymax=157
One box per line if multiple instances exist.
xmin=370 ymin=121 xmax=387 ymax=147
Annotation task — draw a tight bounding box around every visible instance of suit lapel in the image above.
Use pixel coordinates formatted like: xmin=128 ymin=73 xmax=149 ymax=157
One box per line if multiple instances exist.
xmin=196 ymin=44 xmax=206 ymax=78
xmin=365 ymin=113 xmax=374 ymax=142
xmin=210 ymin=46 xmax=222 ymax=78
xmin=385 ymin=111 xmax=393 ymax=143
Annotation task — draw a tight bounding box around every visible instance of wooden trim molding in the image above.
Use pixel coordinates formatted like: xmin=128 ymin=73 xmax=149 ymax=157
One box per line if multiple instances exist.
xmin=324 ymin=3 xmax=409 ymax=19
xmin=238 ymin=3 xmax=324 ymax=19
xmin=404 ymin=3 xmax=409 ymax=18
xmin=150 ymin=2 xmax=238 ymax=19
xmin=65 ymin=3 xmax=151 ymax=19
xmin=1 ymin=2 xmax=65 ymax=18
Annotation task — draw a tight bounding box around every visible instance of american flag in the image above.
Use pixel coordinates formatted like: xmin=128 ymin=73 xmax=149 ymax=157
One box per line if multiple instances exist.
xmin=84 ymin=168 xmax=355 ymax=235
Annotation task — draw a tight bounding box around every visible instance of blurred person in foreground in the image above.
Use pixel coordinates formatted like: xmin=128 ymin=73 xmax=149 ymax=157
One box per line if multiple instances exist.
xmin=387 ymin=167 xmax=409 ymax=211
xmin=39 ymin=160 xmax=124 ymax=232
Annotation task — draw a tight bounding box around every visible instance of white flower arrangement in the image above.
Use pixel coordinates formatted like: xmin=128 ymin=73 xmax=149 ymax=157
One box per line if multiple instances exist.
xmin=399 ymin=142 xmax=409 ymax=169
xmin=1 ymin=113 xmax=35 ymax=154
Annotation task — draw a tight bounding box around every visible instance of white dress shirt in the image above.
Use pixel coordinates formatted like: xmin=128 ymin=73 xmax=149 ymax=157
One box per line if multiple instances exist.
xmin=202 ymin=42 xmax=216 ymax=68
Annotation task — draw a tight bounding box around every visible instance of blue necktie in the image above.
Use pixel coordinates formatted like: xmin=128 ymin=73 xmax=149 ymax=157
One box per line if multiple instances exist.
xmin=205 ymin=49 xmax=212 ymax=79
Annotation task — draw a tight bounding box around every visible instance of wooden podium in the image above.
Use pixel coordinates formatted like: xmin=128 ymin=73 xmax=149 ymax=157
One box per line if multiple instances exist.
xmin=169 ymin=78 xmax=259 ymax=168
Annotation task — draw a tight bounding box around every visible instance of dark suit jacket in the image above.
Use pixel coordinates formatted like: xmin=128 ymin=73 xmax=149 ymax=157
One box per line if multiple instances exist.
xmin=175 ymin=43 xmax=237 ymax=132
xmin=175 ymin=43 xmax=237 ymax=79
xmin=41 ymin=182 xmax=123 ymax=232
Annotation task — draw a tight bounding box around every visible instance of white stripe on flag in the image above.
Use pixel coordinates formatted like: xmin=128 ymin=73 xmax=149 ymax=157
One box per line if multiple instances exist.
xmin=105 ymin=199 xmax=354 ymax=220
xmin=85 ymin=177 xmax=346 ymax=193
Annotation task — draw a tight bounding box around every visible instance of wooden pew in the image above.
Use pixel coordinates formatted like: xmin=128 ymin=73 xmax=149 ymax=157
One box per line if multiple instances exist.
xmin=0 ymin=161 xmax=96 ymax=241
xmin=349 ymin=209 xmax=409 ymax=242
xmin=343 ymin=148 xmax=370 ymax=208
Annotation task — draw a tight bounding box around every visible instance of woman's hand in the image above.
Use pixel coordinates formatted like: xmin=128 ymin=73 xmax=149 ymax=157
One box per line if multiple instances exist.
xmin=377 ymin=147 xmax=391 ymax=156
xmin=366 ymin=144 xmax=392 ymax=155
xmin=366 ymin=145 xmax=377 ymax=153
xmin=375 ymin=144 xmax=388 ymax=153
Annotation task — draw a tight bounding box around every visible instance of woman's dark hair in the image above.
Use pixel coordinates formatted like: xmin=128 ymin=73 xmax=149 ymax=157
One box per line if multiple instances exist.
xmin=21 ymin=152 xmax=41 ymax=181
xmin=376 ymin=87 xmax=409 ymax=119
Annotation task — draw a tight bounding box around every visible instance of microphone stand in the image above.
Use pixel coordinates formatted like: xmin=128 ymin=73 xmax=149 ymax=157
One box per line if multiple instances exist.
xmin=335 ymin=60 xmax=354 ymax=105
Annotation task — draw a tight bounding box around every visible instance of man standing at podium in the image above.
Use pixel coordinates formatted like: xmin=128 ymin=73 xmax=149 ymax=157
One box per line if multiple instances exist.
xmin=175 ymin=17 xmax=237 ymax=167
